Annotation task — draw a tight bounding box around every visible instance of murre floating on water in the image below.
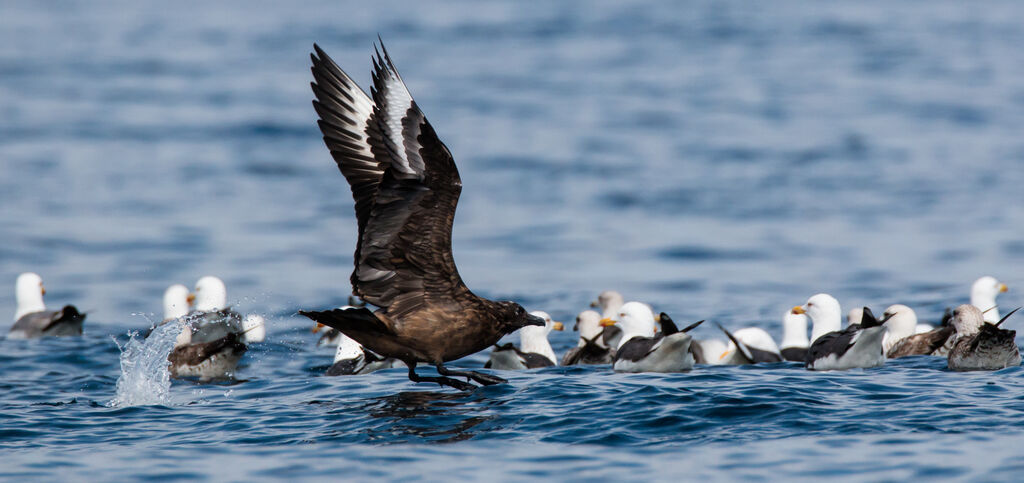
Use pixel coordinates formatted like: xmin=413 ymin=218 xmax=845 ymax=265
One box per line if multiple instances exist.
xmin=715 ymin=324 xmax=783 ymax=364
xmin=561 ymin=310 xmax=615 ymax=365
xmin=9 ymin=272 xmax=85 ymax=338
xmin=971 ymin=276 xmax=1009 ymax=324
xmin=300 ymin=42 xmax=545 ymax=391
xmin=602 ymin=302 xmax=703 ymax=373
xmin=948 ymin=305 xmax=1021 ymax=371
xmin=883 ymin=304 xmax=954 ymax=358
xmin=486 ymin=311 xmax=564 ymax=370
xmin=797 ymin=295 xmax=890 ymax=370
xmin=779 ymin=309 xmax=809 ymax=362
xmin=326 ymin=331 xmax=403 ymax=376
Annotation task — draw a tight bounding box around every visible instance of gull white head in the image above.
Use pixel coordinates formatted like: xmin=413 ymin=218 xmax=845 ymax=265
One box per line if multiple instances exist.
xmin=882 ymin=304 xmax=918 ymax=352
xmin=780 ymin=310 xmax=809 ymax=350
xmin=242 ymin=314 xmax=266 ymax=343
xmin=847 ymin=307 xmax=864 ymax=327
xmin=601 ymin=301 xmax=656 ymax=350
xmin=574 ymin=310 xmax=604 ymax=347
xmin=193 ymin=276 xmax=227 ymax=312
xmin=792 ymin=293 xmax=841 ymax=343
xmin=334 ymin=333 xmax=364 ymax=362
xmin=971 ymin=276 xmax=1008 ymax=323
xmin=163 ymin=284 xmax=191 ymax=321
xmin=519 ymin=311 xmax=563 ymax=364
xmin=951 ymin=304 xmax=985 ymax=338
xmin=15 ymin=272 xmax=47 ymax=321
xmin=593 ymin=290 xmax=625 ymax=319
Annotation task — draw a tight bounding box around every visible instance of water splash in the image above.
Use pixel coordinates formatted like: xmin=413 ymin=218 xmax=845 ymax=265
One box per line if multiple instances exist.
xmin=108 ymin=321 xmax=181 ymax=407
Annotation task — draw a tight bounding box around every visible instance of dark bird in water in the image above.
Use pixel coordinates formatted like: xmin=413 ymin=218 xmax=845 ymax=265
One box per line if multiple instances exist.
xmin=804 ymin=306 xmax=892 ymax=371
xmin=883 ymin=304 xmax=955 ymax=358
xmin=10 ymin=272 xmax=85 ymax=338
xmin=561 ymin=310 xmax=615 ymax=366
xmin=300 ymin=41 xmax=544 ymax=391
xmin=948 ymin=305 xmax=1021 ymax=371
xmin=603 ymin=303 xmax=704 ymax=373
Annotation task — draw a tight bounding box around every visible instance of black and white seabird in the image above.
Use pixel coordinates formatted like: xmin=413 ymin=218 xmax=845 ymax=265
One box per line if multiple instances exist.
xmin=326 ymin=332 xmax=403 ymax=376
xmin=948 ymin=305 xmax=1021 ymax=371
xmin=167 ymin=276 xmax=248 ymax=380
xmin=779 ymin=309 xmax=809 ymax=362
xmin=603 ymin=302 xmax=703 ymax=373
xmin=300 ymin=42 xmax=544 ymax=391
xmin=485 ymin=311 xmax=564 ymax=370
xmin=793 ymin=293 xmax=843 ymax=344
xmin=971 ymin=276 xmax=1009 ymax=324
xmin=801 ymin=300 xmax=890 ymax=371
xmin=9 ymin=272 xmax=85 ymax=338
xmin=561 ymin=310 xmax=615 ymax=365
xmin=883 ymin=304 xmax=954 ymax=358
xmin=716 ymin=324 xmax=784 ymax=364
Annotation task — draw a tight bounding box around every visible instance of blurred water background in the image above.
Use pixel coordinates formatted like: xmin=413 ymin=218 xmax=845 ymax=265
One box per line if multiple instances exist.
xmin=1 ymin=0 xmax=1023 ymax=480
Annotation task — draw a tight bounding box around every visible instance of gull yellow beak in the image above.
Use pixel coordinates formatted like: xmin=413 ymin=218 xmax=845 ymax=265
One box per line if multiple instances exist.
xmin=719 ymin=350 xmax=730 ymax=360
xmin=599 ymin=318 xmax=616 ymax=327
xmin=552 ymin=321 xmax=564 ymax=331
xmin=791 ymin=305 xmax=805 ymax=315
xmin=40 ymin=284 xmax=46 ymax=296
xmin=311 ymin=322 xmax=325 ymax=333
xmin=186 ymin=293 xmax=196 ymax=306
xmin=999 ymin=283 xmax=1008 ymax=293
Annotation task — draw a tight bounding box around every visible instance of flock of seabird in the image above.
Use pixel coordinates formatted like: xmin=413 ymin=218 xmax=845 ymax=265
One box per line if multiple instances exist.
xmin=6 ymin=41 xmax=1021 ymax=391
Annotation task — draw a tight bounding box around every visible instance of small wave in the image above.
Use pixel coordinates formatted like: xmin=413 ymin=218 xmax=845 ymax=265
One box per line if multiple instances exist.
xmin=108 ymin=322 xmax=180 ymax=408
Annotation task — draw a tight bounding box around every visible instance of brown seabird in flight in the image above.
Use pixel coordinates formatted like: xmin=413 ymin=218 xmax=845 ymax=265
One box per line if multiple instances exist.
xmin=300 ymin=41 xmax=544 ymax=391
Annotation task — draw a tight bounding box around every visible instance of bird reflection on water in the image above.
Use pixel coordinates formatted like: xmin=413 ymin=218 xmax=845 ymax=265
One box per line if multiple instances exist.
xmin=361 ymin=391 xmax=501 ymax=443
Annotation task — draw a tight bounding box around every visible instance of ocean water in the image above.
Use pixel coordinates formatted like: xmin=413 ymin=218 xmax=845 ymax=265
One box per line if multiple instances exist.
xmin=2 ymin=0 xmax=1024 ymax=480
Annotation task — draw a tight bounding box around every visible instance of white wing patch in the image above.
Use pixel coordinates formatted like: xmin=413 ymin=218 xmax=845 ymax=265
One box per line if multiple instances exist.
xmin=373 ymin=45 xmax=426 ymax=180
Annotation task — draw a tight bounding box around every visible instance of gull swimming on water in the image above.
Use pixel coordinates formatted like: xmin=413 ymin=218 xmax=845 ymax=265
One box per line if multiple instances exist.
xmin=300 ymin=42 xmax=544 ymax=391
xmin=948 ymin=305 xmax=1021 ymax=371
xmin=796 ymin=294 xmax=888 ymax=370
xmin=716 ymin=325 xmax=783 ymax=364
xmin=561 ymin=310 xmax=614 ymax=365
xmin=167 ymin=276 xmax=248 ymax=380
xmin=603 ymin=302 xmax=702 ymax=373
xmin=486 ymin=311 xmax=564 ymax=370
xmin=9 ymin=272 xmax=85 ymax=338
xmin=882 ymin=304 xmax=954 ymax=358
xmin=326 ymin=331 xmax=403 ymax=376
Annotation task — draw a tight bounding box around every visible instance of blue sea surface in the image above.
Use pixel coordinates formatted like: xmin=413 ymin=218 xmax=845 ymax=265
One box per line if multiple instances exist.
xmin=2 ymin=0 xmax=1024 ymax=480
